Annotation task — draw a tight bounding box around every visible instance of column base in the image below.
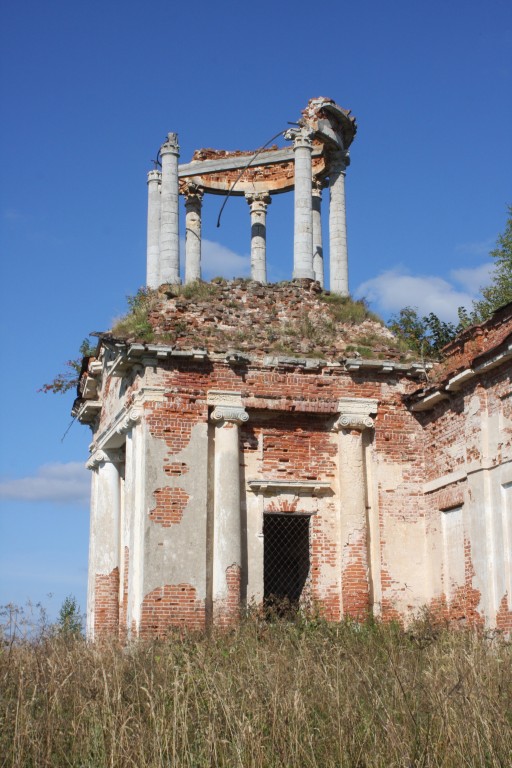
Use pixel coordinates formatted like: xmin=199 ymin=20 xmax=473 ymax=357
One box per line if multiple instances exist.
xmin=292 ymin=270 xmax=316 ymax=281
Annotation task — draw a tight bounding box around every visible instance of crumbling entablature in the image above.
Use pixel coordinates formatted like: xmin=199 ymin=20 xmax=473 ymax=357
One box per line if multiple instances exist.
xmin=408 ymin=303 xmax=512 ymax=413
xmin=146 ymin=97 xmax=356 ymax=295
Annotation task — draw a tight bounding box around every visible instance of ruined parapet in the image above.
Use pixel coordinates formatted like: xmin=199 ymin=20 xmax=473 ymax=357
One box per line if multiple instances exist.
xmin=146 ymin=98 xmax=357 ymax=295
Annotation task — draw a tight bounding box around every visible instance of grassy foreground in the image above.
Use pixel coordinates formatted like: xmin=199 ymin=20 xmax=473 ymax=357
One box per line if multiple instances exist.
xmin=1 ymin=614 xmax=511 ymax=767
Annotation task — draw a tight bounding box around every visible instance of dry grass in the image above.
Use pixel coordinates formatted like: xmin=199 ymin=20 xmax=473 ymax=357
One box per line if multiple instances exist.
xmin=2 ymin=612 xmax=511 ymax=767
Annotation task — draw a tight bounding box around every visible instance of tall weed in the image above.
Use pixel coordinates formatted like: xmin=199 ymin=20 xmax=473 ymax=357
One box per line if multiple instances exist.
xmin=1 ymin=613 xmax=511 ymax=767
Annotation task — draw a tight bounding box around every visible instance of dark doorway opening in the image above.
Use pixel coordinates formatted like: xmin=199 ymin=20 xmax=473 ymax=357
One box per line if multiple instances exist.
xmin=263 ymin=513 xmax=310 ymax=614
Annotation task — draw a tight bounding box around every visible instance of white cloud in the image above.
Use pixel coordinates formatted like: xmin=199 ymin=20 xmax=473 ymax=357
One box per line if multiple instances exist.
xmin=202 ymin=239 xmax=251 ymax=279
xmin=451 ymin=263 xmax=493 ymax=294
xmin=180 ymin=238 xmax=250 ymax=280
xmin=356 ymin=267 xmax=488 ymax=323
xmin=0 ymin=462 xmax=90 ymax=505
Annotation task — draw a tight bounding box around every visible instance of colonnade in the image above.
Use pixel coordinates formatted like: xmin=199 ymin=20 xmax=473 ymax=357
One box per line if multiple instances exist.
xmin=146 ymin=128 xmax=350 ymax=295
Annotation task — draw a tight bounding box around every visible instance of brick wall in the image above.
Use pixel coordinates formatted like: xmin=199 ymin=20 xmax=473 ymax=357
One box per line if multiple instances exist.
xmin=94 ymin=567 xmax=119 ymax=638
xmin=86 ymin=293 xmax=512 ymax=637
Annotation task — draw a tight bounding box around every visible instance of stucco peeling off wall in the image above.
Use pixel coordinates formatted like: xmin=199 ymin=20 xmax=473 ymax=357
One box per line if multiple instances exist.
xmin=140 ymin=408 xmax=209 ymax=634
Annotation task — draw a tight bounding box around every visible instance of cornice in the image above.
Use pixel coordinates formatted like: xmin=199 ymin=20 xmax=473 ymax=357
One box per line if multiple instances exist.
xmin=247 ymin=479 xmax=331 ymax=496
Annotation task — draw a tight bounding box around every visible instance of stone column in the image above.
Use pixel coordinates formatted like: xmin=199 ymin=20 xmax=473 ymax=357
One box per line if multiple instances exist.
xmin=85 ymin=449 xmax=124 ymax=639
xmin=184 ymin=184 xmax=203 ymax=284
xmin=333 ymin=397 xmax=377 ymax=617
xmin=312 ymin=179 xmax=325 ymax=287
xmin=159 ymin=132 xmax=181 ymax=285
xmin=146 ymin=170 xmax=161 ymax=289
xmin=329 ymin=152 xmax=349 ymax=296
xmin=117 ymin=408 xmax=143 ymax=638
xmin=245 ymin=192 xmax=271 ymax=283
xmin=209 ymin=392 xmax=249 ymax=625
xmin=286 ymin=126 xmax=315 ymax=280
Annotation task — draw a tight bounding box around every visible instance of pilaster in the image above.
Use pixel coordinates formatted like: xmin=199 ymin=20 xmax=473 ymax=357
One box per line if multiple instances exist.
xmin=208 ymin=391 xmax=249 ymax=625
xmin=333 ymin=397 xmax=377 ymax=617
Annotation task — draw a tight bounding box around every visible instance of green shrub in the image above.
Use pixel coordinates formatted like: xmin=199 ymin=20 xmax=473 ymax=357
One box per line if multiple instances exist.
xmin=319 ymin=293 xmax=383 ymax=325
xmin=111 ymin=287 xmax=158 ymax=341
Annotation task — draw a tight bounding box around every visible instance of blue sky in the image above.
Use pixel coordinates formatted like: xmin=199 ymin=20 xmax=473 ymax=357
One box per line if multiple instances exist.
xmin=1 ymin=0 xmax=510 ymax=620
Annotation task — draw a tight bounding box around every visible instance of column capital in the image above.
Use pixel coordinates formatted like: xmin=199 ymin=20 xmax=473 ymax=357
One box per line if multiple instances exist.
xmin=312 ymin=177 xmax=328 ymax=197
xmin=207 ymin=390 xmax=248 ymax=425
xmin=330 ymin=149 xmax=349 ymax=172
xmin=86 ymin=448 xmax=124 ymax=470
xmin=245 ymin=191 xmax=272 ymax=210
xmin=333 ymin=397 xmax=378 ymax=432
xmin=182 ymin=182 xmax=204 ymax=205
xmin=116 ymin=407 xmax=143 ymax=436
xmin=285 ymin=125 xmax=314 ymax=149
xmin=211 ymin=406 xmax=249 ymax=425
xmin=147 ymin=170 xmax=161 ymax=184
xmin=160 ymin=132 xmax=180 ymax=156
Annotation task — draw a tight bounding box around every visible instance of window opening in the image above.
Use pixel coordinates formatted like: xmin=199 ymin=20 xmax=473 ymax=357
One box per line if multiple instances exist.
xmin=263 ymin=513 xmax=310 ymax=615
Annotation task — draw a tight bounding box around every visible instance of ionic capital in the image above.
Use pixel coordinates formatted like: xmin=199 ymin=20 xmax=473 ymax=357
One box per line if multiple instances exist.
xmin=211 ymin=406 xmax=249 ymax=425
xmin=116 ymin=407 xmax=143 ymax=435
xmin=207 ymin=390 xmax=249 ymax=425
xmin=333 ymin=397 xmax=378 ymax=433
xmin=86 ymin=450 xmax=106 ymax=470
xmin=86 ymin=448 xmax=124 ymax=470
xmin=160 ymin=132 xmax=180 ymax=156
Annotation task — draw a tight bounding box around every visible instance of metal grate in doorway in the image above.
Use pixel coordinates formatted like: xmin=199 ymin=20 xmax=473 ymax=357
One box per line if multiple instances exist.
xmin=263 ymin=513 xmax=310 ymax=614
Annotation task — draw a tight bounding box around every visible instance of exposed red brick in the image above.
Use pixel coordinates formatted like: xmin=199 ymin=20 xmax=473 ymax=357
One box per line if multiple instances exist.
xmin=94 ymin=567 xmax=119 ymax=638
xmin=496 ymin=594 xmax=512 ymax=634
xmin=118 ymin=547 xmax=129 ymax=642
xmin=214 ymin=565 xmax=242 ymax=629
xmin=150 ymin=487 xmax=189 ymax=527
xmin=139 ymin=584 xmax=205 ymax=637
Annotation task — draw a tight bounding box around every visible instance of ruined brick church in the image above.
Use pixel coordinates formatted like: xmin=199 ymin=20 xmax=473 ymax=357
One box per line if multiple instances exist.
xmin=75 ymin=98 xmax=512 ymax=639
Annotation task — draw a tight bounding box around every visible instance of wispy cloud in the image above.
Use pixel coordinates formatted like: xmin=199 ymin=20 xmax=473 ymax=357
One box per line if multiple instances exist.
xmin=451 ymin=263 xmax=493 ymax=294
xmin=0 ymin=463 xmax=90 ymax=505
xmin=180 ymin=238 xmax=250 ymax=280
xmin=356 ymin=263 xmax=492 ymax=323
xmin=455 ymin=238 xmax=495 ymax=257
xmin=202 ymin=239 xmax=251 ymax=279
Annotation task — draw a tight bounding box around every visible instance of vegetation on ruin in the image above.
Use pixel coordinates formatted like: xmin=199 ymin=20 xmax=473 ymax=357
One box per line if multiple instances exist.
xmin=39 ymin=338 xmax=96 ymax=395
xmin=2 ymin=605 xmax=511 ymax=768
xmin=41 ymin=207 xmax=512 ymax=393
xmin=318 ymin=292 xmax=383 ymax=325
xmin=111 ymin=286 xmax=159 ymax=342
xmin=472 ymin=203 xmax=512 ymax=320
xmin=108 ymin=282 xmax=406 ymax=360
